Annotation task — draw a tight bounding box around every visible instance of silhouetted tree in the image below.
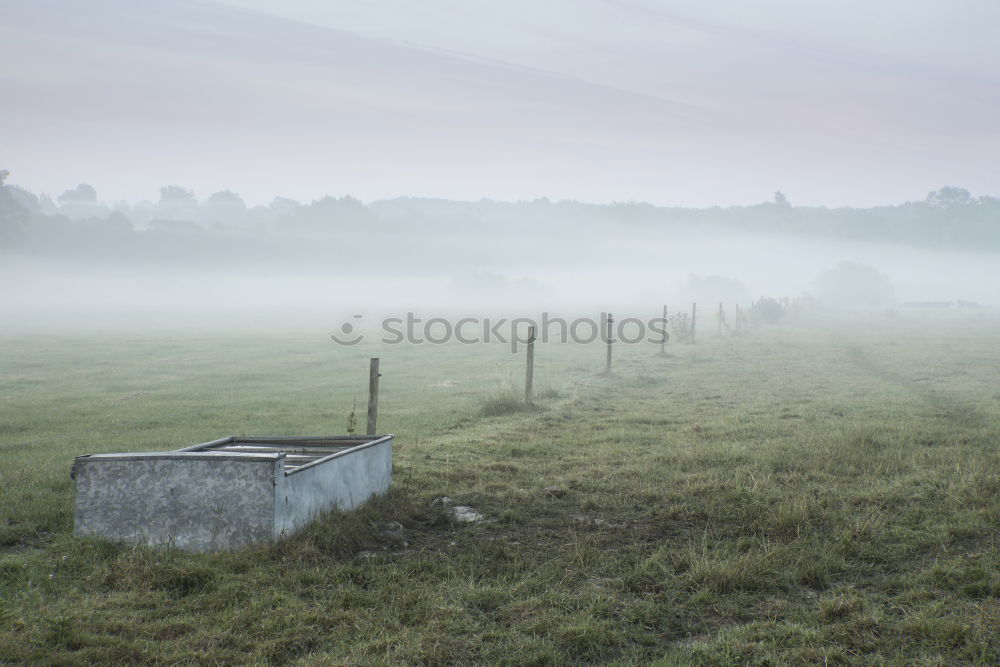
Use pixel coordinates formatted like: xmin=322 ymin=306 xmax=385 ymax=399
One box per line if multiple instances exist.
xmin=752 ymin=297 xmax=784 ymax=324
xmin=159 ymin=185 xmax=196 ymax=205
xmin=925 ymin=186 xmax=972 ymax=209
xmin=203 ymin=190 xmax=247 ymax=225
xmin=269 ymin=196 xmax=300 ymax=216
xmin=156 ymin=185 xmax=198 ymax=221
xmin=57 ymin=183 xmax=97 ymax=204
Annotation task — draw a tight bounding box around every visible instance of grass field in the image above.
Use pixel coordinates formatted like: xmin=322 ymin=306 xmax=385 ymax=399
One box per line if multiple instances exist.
xmin=2 ymin=313 xmax=1000 ymax=664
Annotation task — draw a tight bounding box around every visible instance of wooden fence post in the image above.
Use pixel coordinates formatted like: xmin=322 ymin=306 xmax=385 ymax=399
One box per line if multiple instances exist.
xmin=659 ymin=305 xmax=668 ymax=356
xmin=367 ymin=357 xmax=380 ymax=435
xmin=525 ymin=325 xmax=535 ymax=405
xmin=605 ymin=313 xmax=614 ymax=375
xmin=691 ymin=302 xmax=697 ymax=344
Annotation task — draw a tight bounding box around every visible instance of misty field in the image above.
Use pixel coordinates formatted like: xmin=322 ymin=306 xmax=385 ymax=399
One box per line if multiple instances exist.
xmin=2 ymin=315 xmax=1000 ymax=664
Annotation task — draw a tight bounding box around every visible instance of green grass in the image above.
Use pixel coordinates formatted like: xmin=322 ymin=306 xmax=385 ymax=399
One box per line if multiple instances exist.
xmin=2 ymin=315 xmax=1000 ymax=664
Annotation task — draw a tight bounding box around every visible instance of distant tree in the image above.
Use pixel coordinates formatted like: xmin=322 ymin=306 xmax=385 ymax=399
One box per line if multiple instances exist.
xmin=0 ymin=169 xmax=28 ymax=249
xmin=814 ymin=261 xmax=894 ymax=307
xmin=58 ymin=183 xmax=97 ymax=204
xmin=156 ymin=185 xmax=198 ymax=221
xmin=925 ymin=186 xmax=972 ymax=209
xmin=752 ymin=297 xmax=784 ymax=325
xmin=919 ymin=187 xmax=977 ymax=246
xmin=202 ymin=190 xmax=247 ymax=225
xmin=8 ymin=185 xmax=40 ymax=213
xmin=159 ymin=185 xmax=196 ymax=205
xmin=269 ymin=196 xmax=300 ymax=216
xmin=288 ymin=195 xmax=372 ymax=229
xmin=773 ymin=191 xmax=790 ymax=208
xmin=205 ymin=190 xmax=244 ymax=206
xmin=606 ymin=200 xmax=647 ymax=222
xmin=56 ymin=183 xmax=109 ymax=220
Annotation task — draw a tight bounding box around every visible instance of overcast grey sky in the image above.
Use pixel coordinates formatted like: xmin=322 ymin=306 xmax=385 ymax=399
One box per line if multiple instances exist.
xmin=3 ymin=0 xmax=998 ymax=206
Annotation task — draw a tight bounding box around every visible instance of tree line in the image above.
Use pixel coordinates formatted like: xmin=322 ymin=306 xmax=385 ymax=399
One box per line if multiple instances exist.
xmin=2 ymin=170 xmax=999 ymax=255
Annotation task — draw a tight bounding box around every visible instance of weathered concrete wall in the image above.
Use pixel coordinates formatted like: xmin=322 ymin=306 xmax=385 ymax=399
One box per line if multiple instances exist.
xmin=73 ymin=436 xmax=393 ymax=551
xmin=73 ymin=453 xmax=283 ymax=551
xmin=274 ymin=438 xmax=392 ymax=538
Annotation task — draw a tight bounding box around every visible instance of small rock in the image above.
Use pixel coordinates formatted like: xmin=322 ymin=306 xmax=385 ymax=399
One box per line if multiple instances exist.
xmin=449 ymin=506 xmax=484 ymax=523
xmin=431 ymin=496 xmax=454 ymax=508
xmin=572 ymin=515 xmax=614 ymax=529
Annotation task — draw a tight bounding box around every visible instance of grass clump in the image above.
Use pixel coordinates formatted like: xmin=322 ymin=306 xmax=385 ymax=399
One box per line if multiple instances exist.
xmin=481 ymin=375 xmax=531 ymax=416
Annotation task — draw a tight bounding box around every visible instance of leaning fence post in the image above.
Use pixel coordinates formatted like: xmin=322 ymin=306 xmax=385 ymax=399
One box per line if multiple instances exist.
xmin=525 ymin=325 xmax=536 ymax=405
xmin=367 ymin=357 xmax=380 ymax=435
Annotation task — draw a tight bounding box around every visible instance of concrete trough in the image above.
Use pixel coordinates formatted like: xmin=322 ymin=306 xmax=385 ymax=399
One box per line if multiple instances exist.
xmin=72 ymin=435 xmax=393 ymax=551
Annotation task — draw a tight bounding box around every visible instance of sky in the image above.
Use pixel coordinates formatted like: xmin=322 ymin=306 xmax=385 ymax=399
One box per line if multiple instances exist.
xmin=2 ymin=0 xmax=998 ymax=207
